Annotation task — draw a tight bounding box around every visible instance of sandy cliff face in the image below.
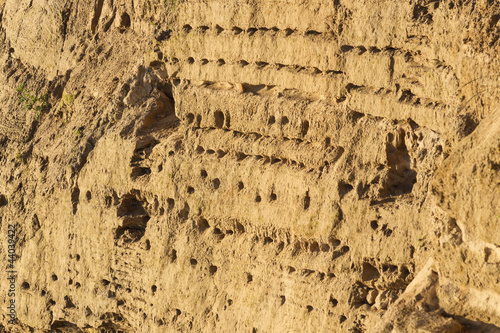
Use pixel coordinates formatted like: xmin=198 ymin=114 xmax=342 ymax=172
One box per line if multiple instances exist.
xmin=0 ymin=0 xmax=499 ymax=332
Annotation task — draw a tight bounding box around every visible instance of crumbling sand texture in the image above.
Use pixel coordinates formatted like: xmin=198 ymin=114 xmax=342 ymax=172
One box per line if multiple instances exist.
xmin=0 ymin=0 xmax=499 ymax=332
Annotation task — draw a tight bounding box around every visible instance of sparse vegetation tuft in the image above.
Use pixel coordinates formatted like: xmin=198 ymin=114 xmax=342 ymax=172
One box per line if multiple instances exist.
xmin=61 ymin=93 xmax=75 ymax=110
xmin=16 ymin=82 xmax=48 ymax=121
xmin=74 ymin=127 xmax=84 ymax=138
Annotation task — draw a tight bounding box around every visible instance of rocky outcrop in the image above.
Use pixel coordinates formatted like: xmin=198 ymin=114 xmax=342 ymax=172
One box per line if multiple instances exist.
xmin=0 ymin=0 xmax=499 ymax=332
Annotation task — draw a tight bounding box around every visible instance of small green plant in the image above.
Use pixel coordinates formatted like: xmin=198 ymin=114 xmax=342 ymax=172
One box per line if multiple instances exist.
xmin=16 ymin=149 xmax=22 ymax=161
xmin=17 ymin=82 xmax=48 ymax=121
xmin=61 ymin=93 xmax=74 ymax=109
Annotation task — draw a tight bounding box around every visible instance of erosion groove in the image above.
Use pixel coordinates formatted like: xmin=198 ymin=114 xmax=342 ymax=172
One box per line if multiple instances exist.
xmin=0 ymin=0 xmax=498 ymax=332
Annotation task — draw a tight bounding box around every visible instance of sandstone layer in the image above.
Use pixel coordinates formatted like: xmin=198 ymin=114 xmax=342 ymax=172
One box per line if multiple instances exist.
xmin=0 ymin=0 xmax=499 ymax=332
